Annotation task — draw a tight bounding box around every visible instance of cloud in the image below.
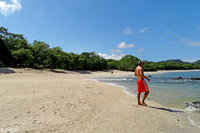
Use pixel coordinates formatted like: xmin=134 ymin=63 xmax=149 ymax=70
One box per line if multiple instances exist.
xmin=0 ymin=0 xmax=22 ymax=16
xmin=109 ymin=49 xmax=121 ymax=53
xmin=98 ymin=53 xmax=124 ymax=60
xmin=183 ymin=58 xmax=200 ymax=63
xmin=165 ymin=30 xmax=171 ymax=35
xmin=117 ymin=41 xmax=135 ymax=48
xmin=137 ymin=48 xmax=144 ymax=53
xmin=168 ymin=14 xmax=176 ymax=19
xmin=168 ymin=41 xmax=175 ymax=44
xmin=138 ymin=26 xmax=149 ymax=34
xmin=123 ymin=27 xmax=133 ymax=35
xmin=179 ymin=38 xmax=200 ymax=46
xmin=197 ymin=26 xmax=200 ymax=30
xmin=155 ymin=14 xmax=176 ymax=22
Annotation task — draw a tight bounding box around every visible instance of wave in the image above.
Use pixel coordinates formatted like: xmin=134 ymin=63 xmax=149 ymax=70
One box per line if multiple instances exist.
xmin=152 ymin=79 xmax=200 ymax=83
xmin=184 ymin=106 xmax=200 ymax=112
xmin=107 ymin=83 xmax=127 ymax=89
xmin=122 ymin=88 xmax=137 ymax=98
xmin=90 ymin=78 xmax=135 ymax=81
xmin=187 ymin=116 xmax=200 ymax=129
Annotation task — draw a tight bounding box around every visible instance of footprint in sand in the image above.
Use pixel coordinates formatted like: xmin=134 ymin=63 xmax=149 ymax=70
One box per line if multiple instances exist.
xmin=39 ymin=106 xmax=45 ymax=110
xmin=66 ymin=103 xmax=76 ymax=109
xmin=14 ymin=114 xmax=23 ymax=119
xmin=53 ymin=108 xmax=60 ymax=115
xmin=32 ymin=120 xmax=38 ymax=124
xmin=15 ymin=123 xmax=20 ymax=126
xmin=27 ymin=111 xmax=31 ymax=113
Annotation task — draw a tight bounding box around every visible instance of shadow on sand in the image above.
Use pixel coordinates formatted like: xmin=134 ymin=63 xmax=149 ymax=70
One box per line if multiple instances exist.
xmin=51 ymin=69 xmax=68 ymax=74
xmin=145 ymin=106 xmax=184 ymax=113
xmin=51 ymin=69 xmax=92 ymax=74
xmin=0 ymin=68 xmax=15 ymax=74
xmin=77 ymin=71 xmax=92 ymax=74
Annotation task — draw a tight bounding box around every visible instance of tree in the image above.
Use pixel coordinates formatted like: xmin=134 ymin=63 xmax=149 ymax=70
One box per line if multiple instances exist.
xmin=118 ymin=55 xmax=139 ymax=71
xmin=107 ymin=59 xmax=119 ymax=69
xmin=30 ymin=40 xmax=49 ymax=68
xmin=12 ymin=48 xmax=34 ymax=67
xmin=0 ymin=38 xmax=16 ymax=67
xmin=45 ymin=47 xmax=62 ymax=70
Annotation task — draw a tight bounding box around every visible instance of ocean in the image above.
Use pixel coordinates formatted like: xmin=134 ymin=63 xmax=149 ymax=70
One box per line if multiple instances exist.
xmin=91 ymin=70 xmax=200 ymax=129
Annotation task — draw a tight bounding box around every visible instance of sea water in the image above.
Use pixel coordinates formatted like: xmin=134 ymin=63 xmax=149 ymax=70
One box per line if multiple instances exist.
xmin=91 ymin=70 xmax=200 ymax=128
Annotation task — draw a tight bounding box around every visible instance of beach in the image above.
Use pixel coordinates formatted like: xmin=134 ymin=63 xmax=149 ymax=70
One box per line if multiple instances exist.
xmin=0 ymin=68 xmax=199 ymax=133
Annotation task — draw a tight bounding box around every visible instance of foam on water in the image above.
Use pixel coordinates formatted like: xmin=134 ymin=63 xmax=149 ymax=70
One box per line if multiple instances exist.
xmin=184 ymin=106 xmax=200 ymax=112
xmin=122 ymin=88 xmax=137 ymax=98
xmin=104 ymin=82 xmax=136 ymax=98
xmin=107 ymin=83 xmax=123 ymax=87
xmin=187 ymin=116 xmax=200 ymax=129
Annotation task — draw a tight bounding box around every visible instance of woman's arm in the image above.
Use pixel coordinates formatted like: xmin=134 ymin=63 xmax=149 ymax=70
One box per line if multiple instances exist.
xmin=140 ymin=69 xmax=150 ymax=81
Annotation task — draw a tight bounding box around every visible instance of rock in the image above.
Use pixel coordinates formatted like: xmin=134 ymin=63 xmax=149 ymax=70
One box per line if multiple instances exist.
xmin=190 ymin=77 xmax=200 ymax=80
xmin=184 ymin=101 xmax=200 ymax=108
xmin=177 ymin=76 xmax=183 ymax=79
xmin=173 ymin=77 xmax=200 ymax=80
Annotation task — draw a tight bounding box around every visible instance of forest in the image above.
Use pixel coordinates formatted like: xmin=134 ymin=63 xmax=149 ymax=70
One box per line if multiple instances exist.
xmin=1 ymin=27 xmax=200 ymax=71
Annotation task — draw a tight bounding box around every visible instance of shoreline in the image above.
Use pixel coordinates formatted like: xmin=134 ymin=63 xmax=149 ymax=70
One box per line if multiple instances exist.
xmin=1 ymin=67 xmax=200 ymax=75
xmin=0 ymin=68 xmax=200 ymax=132
xmin=89 ymin=70 xmax=200 ymax=130
xmin=152 ymin=69 xmax=200 ymax=73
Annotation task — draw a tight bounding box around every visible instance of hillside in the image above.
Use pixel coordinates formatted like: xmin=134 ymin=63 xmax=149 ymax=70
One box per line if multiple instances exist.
xmin=194 ymin=60 xmax=200 ymax=64
xmin=161 ymin=59 xmax=190 ymax=64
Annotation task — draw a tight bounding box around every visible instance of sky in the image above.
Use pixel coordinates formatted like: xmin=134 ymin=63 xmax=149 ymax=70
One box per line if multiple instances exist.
xmin=0 ymin=0 xmax=200 ymax=62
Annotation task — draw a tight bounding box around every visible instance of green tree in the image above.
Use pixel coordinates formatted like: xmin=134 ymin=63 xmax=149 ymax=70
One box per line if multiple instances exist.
xmin=118 ymin=55 xmax=139 ymax=71
xmin=45 ymin=47 xmax=64 ymax=70
xmin=30 ymin=40 xmax=49 ymax=68
xmin=12 ymin=48 xmax=34 ymax=67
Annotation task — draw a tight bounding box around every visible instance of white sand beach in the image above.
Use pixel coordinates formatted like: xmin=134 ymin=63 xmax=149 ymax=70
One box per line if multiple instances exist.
xmin=0 ymin=68 xmax=199 ymax=133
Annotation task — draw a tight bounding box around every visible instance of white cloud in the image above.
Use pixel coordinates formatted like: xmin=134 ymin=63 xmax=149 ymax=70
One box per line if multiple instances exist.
xmin=123 ymin=27 xmax=133 ymax=35
xmin=0 ymin=0 xmax=22 ymax=16
xmin=98 ymin=53 xmax=124 ymax=60
xmin=155 ymin=14 xmax=176 ymax=22
xmin=117 ymin=41 xmax=135 ymax=48
xmin=137 ymin=48 xmax=144 ymax=53
xmin=183 ymin=58 xmax=200 ymax=63
xmin=138 ymin=26 xmax=149 ymax=34
xmin=109 ymin=49 xmax=121 ymax=53
xmin=179 ymin=38 xmax=200 ymax=46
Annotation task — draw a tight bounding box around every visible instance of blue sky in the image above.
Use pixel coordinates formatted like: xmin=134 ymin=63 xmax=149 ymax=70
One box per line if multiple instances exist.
xmin=0 ymin=0 xmax=200 ymax=62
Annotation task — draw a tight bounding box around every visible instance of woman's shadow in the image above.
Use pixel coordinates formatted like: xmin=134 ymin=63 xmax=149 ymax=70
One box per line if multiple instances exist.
xmin=145 ymin=105 xmax=183 ymax=113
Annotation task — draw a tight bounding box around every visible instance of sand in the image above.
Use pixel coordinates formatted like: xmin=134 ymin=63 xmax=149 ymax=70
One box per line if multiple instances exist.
xmin=0 ymin=68 xmax=199 ymax=133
